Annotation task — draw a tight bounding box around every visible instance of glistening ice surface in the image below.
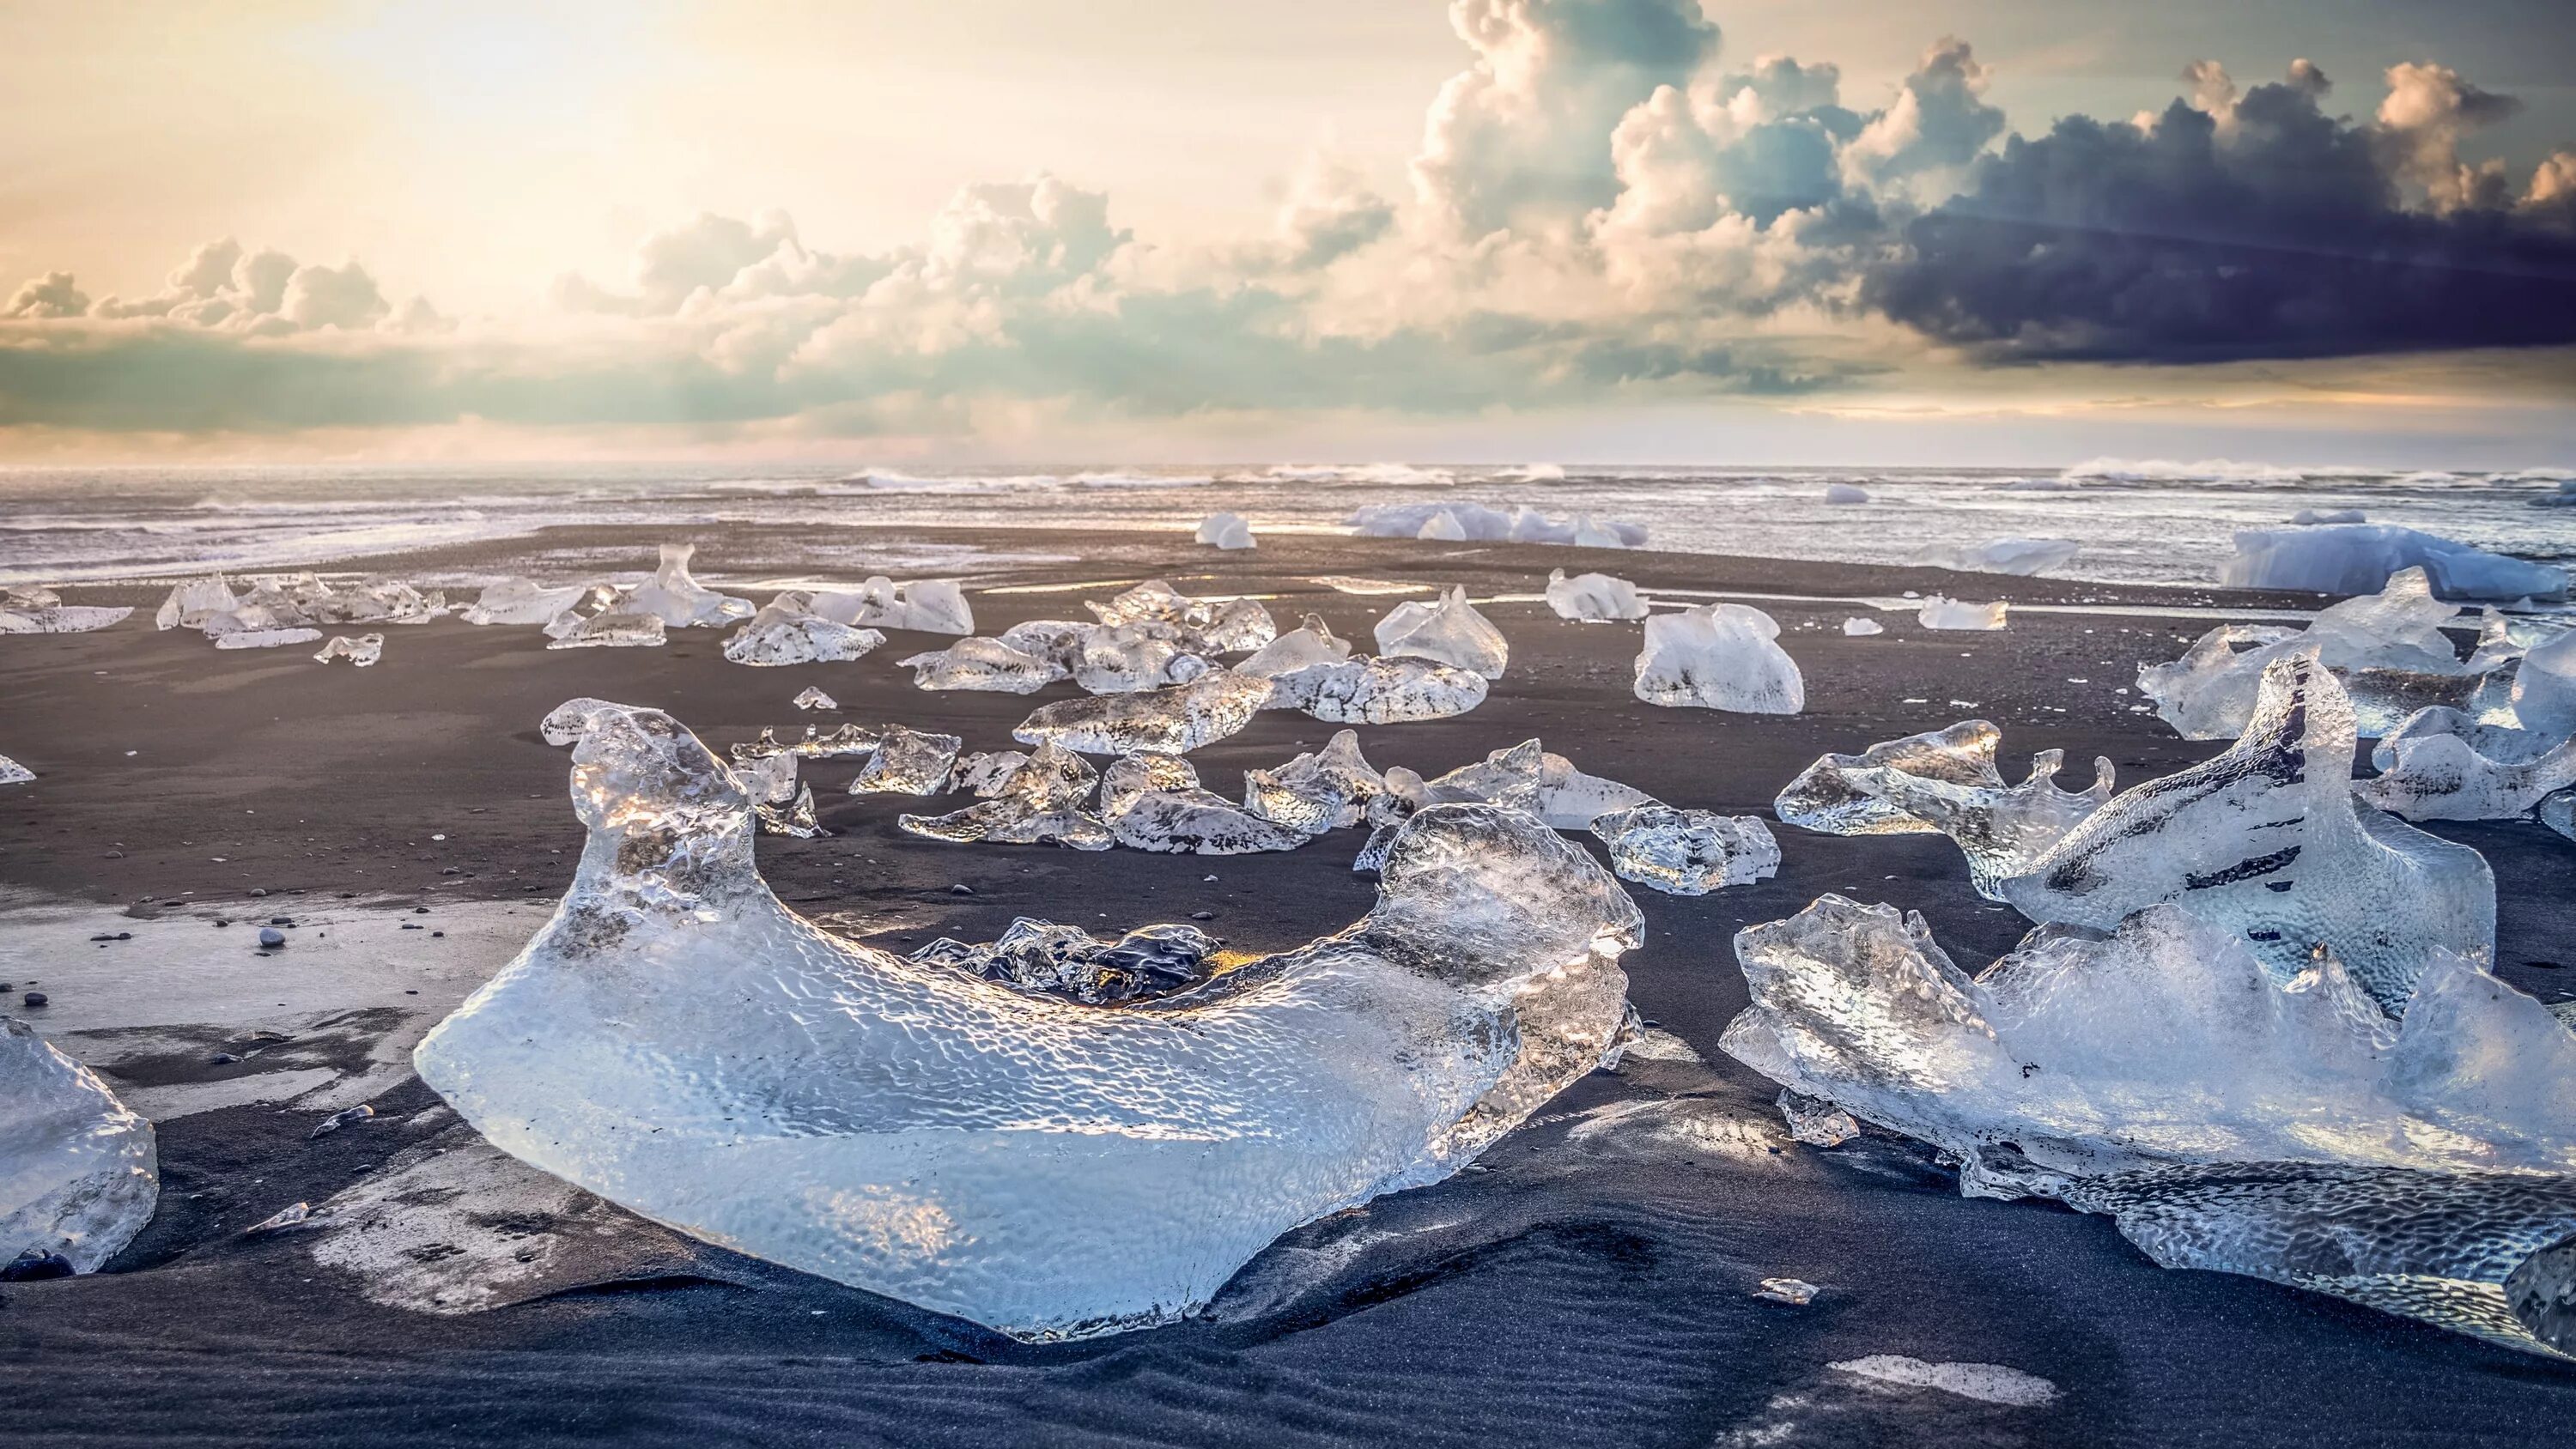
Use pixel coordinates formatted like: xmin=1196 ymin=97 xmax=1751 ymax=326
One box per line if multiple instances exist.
xmin=416 ymin=701 xmax=1645 ymax=1340
xmin=2 ymin=1017 xmax=158 ymax=1274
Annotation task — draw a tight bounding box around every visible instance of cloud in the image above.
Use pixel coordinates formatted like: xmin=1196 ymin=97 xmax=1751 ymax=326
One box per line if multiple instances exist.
xmin=1839 ymin=39 xmax=2006 ymax=193
xmin=2375 ymin=61 xmax=2522 ymax=211
xmin=1862 ymin=66 xmax=2576 ymax=361
xmin=1276 ymin=154 xmax=1397 ymax=269
xmin=3 ymin=271 xmax=89 ymax=319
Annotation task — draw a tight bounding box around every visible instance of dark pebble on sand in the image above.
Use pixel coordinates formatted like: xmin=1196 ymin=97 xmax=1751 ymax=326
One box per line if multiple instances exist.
xmin=2 ymin=1251 xmax=74 ymax=1282
xmin=413 ymin=906 xmax=429 ymax=914
xmin=258 ymin=928 xmax=285 ymax=948
xmin=431 ymin=931 xmax=443 ymax=937
xmin=210 ymin=1052 xmax=240 ymax=1064
xmin=268 ymin=916 xmax=292 ymax=926
xmin=215 ymin=919 xmax=229 ymax=927
xmin=22 ymin=992 xmax=47 ymax=1008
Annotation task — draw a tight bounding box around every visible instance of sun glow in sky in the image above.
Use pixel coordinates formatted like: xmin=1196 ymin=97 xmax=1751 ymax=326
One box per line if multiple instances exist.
xmin=2 ymin=0 xmax=2572 ymax=464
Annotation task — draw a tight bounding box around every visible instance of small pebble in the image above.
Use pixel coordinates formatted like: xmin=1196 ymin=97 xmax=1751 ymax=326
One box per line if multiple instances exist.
xmin=1189 ymin=911 xmax=1216 ymax=921
xmin=268 ymin=916 xmax=292 ymax=926
xmin=412 ymin=906 xmax=429 ymax=914
xmin=248 ymin=888 xmax=268 ymax=898
xmin=431 ymin=931 xmax=444 ymax=938
xmin=258 ymin=927 xmax=286 ymax=948
xmin=101 ymin=849 xmax=123 ymax=859
xmin=22 ymin=991 xmax=48 ymax=1008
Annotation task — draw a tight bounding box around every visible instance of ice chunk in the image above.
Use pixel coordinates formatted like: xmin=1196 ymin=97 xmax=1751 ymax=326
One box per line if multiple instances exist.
xmin=1271 ymin=656 xmax=1490 ymax=723
xmin=460 ymin=578 xmax=591 ymax=626
xmin=1014 ymin=671 xmax=1273 ymax=755
xmin=721 ymin=604 xmax=884 ymax=666
xmin=1531 ymin=751 xmax=1659 ymax=828
xmin=312 ymin=633 xmax=385 ymax=667
xmin=847 ymin=725 xmax=963 ymax=795
xmin=901 ymin=743 xmax=1109 ymax=850
xmin=2543 ymin=789 xmax=2574 ymax=842
xmin=1350 ymin=502 xmax=1646 ymax=547
xmin=1374 ymin=587 xmax=1507 ymax=678
xmin=0 ymin=755 xmax=31 ymax=785
xmin=2222 ymin=523 xmax=2567 ymax=601
xmin=3 ymin=1016 xmax=157 ymax=1275
xmin=2360 ymin=708 xmax=2576 ymax=822
xmin=416 ymin=702 xmax=1643 ymax=1338
xmin=896 ymin=636 xmax=1065 ymax=694
xmin=0 ymin=587 xmax=131 ymax=634
xmin=624 ymin=544 xmax=754 ymax=627
xmin=994 ymin=619 xmax=1091 ymax=671
xmin=1998 ymin=651 xmax=2495 ymax=1007
xmin=806 ymin=577 xmax=974 ymax=634
xmin=1632 ymin=603 xmax=1803 ymax=713
xmin=949 ymin=749 xmax=1031 ymax=796
xmin=1086 ymin=579 xmax=1195 ymax=627
xmin=1777 ymin=722 xmax=2024 ymax=837
xmin=1917 ymin=595 xmax=2008 ymax=630
xmin=1072 ymin=623 xmax=1208 ymax=694
xmin=154 ymin=575 xmax=239 ymax=630
xmin=1544 ymin=569 xmax=1647 ymax=622
xmin=214 ymin=627 xmax=325 ymax=650
xmin=1242 ymin=731 xmax=1384 ymax=833
xmin=757 ymin=779 xmax=828 ymax=839
xmin=1234 ymin=613 xmax=1352 ymax=678
xmin=1783 ymin=724 xmax=2116 ymax=898
xmin=1196 ymin=598 xmax=1278 ymax=654
xmin=1083 ymin=581 xmax=1273 ymax=650
xmin=1842 ymin=616 xmax=1884 ymax=636
xmin=1101 ymin=754 xmax=1310 ymax=855
xmin=2515 ymin=629 xmax=2576 ymax=737
xmin=1098 ymin=751 xmax=1202 ymax=818
xmin=1590 ymin=806 xmax=1780 ymax=895
xmin=793 ymin=686 xmax=837 ymax=712
xmin=1195 ymin=512 xmax=1255 ymax=549
xmin=544 ymin=607 xmax=665 ymax=650
xmin=1418 ymin=511 xmax=1467 ymax=541
xmin=1823 ymin=482 xmax=1869 ymax=505
xmin=2292 ymin=508 xmax=2367 ymax=524
xmin=732 ymin=723 xmax=883 ymax=762
xmin=1915 ymin=539 xmax=2079 ymax=576
xmin=1777 ymin=1089 xmax=1858 ymax=1147
xmin=910 ymin=920 xmax=1218 ymax=1004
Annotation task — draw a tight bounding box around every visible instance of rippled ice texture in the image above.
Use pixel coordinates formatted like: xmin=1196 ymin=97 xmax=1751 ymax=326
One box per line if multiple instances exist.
xmin=417 ymin=701 xmax=1643 ymax=1339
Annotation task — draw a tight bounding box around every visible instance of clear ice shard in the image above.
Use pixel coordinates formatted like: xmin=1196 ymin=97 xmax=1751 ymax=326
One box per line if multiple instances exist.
xmin=950 ymin=749 xmax=1031 ymax=795
xmin=312 ymin=633 xmax=385 ymax=667
xmin=1915 ymin=538 xmax=2080 ymax=576
xmin=155 ymin=575 xmax=239 ymax=630
xmin=3 ymin=1016 xmax=157 ymax=1275
xmin=1632 ymin=603 xmax=1803 ymax=713
xmin=1544 ymin=570 xmax=1648 ymax=622
xmin=1233 ymin=614 xmax=1352 ymax=679
xmin=0 ymin=755 xmax=31 ymax=785
xmin=1014 ymin=671 xmax=1273 ymax=755
xmin=1916 ymin=596 xmax=2008 ymax=630
xmin=1268 ymin=656 xmax=1490 ymax=724
xmin=744 ymin=754 xmax=828 ymax=838
xmin=730 ymin=723 xmax=883 ymax=761
xmin=1777 ymin=1088 xmax=1859 ymax=1147
xmin=1589 ymin=806 xmax=1780 ymax=895
xmin=1719 ymin=895 xmax=2576 ymax=1357
xmin=214 ymin=627 xmax=325 ymax=650
xmin=897 ymin=636 xmax=1066 ymax=693
xmin=847 ymin=725 xmax=963 ymax=795
xmin=1777 ymin=721 xmax=2113 ymax=898
xmin=1072 ymin=623 xmax=1208 ymax=694
xmin=2221 ymin=523 xmax=2567 ymax=601
xmin=1374 ymin=587 xmax=1508 ymax=678
xmin=2139 ymin=567 xmax=2513 ymax=739
xmin=2516 ymin=629 xmax=2576 ymax=737
xmin=1843 ymin=617 xmax=1884 ymax=636
xmin=2547 ymin=789 xmax=2576 ymax=843
xmin=544 ymin=606 xmax=665 ymax=650
xmin=155 ymin=571 xmax=448 ymax=640
xmin=793 ymin=686 xmax=837 ymax=712
xmin=1097 ymin=754 xmax=1309 ymax=855
xmin=721 ymin=604 xmax=885 ymax=666
xmin=2360 ymin=707 xmax=2576 ymax=821
xmin=0 ymin=587 xmax=130 ymax=634
xmin=1996 ymin=651 xmax=2494 ymax=1009
xmin=1084 ymin=581 xmax=1275 ymax=652
xmin=901 ymin=744 xmax=1109 ymax=850
xmin=1194 ymin=512 xmax=1256 ymax=549
xmin=910 ymin=920 xmax=1219 ymax=1004
xmin=623 ymin=544 xmax=755 ymax=627
xmin=416 ymin=701 xmax=1644 ymax=1340
xmin=1242 ymin=731 xmax=1385 ymax=833
xmin=804 ymin=578 xmax=975 ymax=635
xmin=460 ymin=578 xmax=592 ymax=627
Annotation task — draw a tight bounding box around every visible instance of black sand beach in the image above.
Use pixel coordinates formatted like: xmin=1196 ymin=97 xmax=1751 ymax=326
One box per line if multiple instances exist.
xmin=3 ymin=527 xmax=2572 ymax=1447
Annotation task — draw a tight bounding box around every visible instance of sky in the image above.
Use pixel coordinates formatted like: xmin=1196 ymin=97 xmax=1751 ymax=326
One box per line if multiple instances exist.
xmin=2 ymin=0 xmax=2573 ymax=466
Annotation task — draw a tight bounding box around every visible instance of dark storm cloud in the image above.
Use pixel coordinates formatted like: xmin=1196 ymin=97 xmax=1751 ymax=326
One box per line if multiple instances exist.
xmin=1862 ymin=82 xmax=2576 ymax=361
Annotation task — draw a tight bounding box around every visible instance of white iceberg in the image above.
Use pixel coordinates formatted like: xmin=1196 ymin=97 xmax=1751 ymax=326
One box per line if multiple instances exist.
xmin=1014 ymin=671 xmax=1273 ymax=755
xmin=1194 ymin=512 xmax=1255 ymax=550
xmin=1544 ymin=569 xmax=1647 ymax=622
xmin=1916 ymin=539 xmax=2079 ymax=576
xmin=731 ymin=722 xmax=883 ymax=762
xmin=621 ymin=545 xmax=754 ymax=627
xmin=1589 ymin=807 xmax=1780 ymax=895
xmin=1270 ymin=655 xmax=1490 ymax=723
xmin=721 ymin=604 xmax=885 ymax=667
xmin=1632 ymin=603 xmax=1802 ymax=714
xmin=1823 ymin=482 xmax=1869 ymax=505
xmin=460 ymin=578 xmax=592 ymax=627
xmin=2222 ymin=524 xmax=2567 ymax=602
xmin=417 ymin=703 xmax=1644 ymax=1339
xmin=1917 ymin=596 xmax=2008 ymax=630
xmin=3 ymin=1016 xmax=157 ymax=1275
xmin=312 ymin=633 xmax=385 ymax=667
xmin=1374 ymin=587 xmax=1507 ymax=678
xmin=898 ymin=636 xmax=1066 ymax=693
xmin=847 ymin=725 xmax=963 ymax=795
xmin=2361 ymin=708 xmax=2576 ymax=822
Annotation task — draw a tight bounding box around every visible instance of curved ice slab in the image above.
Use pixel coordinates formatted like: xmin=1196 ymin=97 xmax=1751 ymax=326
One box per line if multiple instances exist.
xmin=1375 ymin=587 xmax=1508 ymax=678
xmin=896 ymin=637 xmax=1066 ymax=693
xmin=2362 ymin=708 xmax=2576 ymax=821
xmin=1589 ymin=806 xmax=1779 ymax=895
xmin=1015 ymin=672 xmax=1273 ymax=755
xmin=3 ymin=1017 xmax=157 ymax=1275
xmin=623 ymin=545 xmax=753 ymax=627
xmin=1544 ymin=570 xmax=1647 ymax=622
xmin=1998 ymin=652 xmax=2494 ymax=1008
xmin=720 ymin=605 xmax=884 ymax=666
xmin=1782 ymin=725 xmax=2114 ymax=899
xmin=2222 ymin=523 xmax=2567 ymax=601
xmin=1269 ymin=656 xmax=1489 ymax=724
xmin=416 ymin=702 xmax=1644 ymax=1339
xmin=1633 ymin=603 xmax=1802 ymax=713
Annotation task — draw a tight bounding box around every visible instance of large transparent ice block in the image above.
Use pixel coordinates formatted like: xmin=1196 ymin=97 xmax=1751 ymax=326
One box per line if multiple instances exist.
xmin=3 ymin=1017 xmax=157 ymax=1275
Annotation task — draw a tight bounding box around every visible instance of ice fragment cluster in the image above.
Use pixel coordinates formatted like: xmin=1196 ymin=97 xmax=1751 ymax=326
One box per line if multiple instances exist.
xmin=1588 ymin=806 xmax=1780 ymax=895
xmin=1348 ymin=501 xmax=1644 ymax=547
xmin=155 ymin=571 xmax=447 ymax=643
xmin=848 ymin=726 xmax=963 ymax=796
xmin=1777 ymin=720 xmax=2114 ymax=898
xmin=1014 ymin=671 xmax=1273 ymax=755
xmin=2222 ymin=523 xmax=2567 ymax=601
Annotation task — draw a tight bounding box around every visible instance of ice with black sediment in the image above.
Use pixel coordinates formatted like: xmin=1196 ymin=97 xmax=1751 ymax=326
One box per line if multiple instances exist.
xmin=911 ymin=920 xmax=1221 ymax=1005
xmin=848 ymin=725 xmax=963 ymax=795
xmin=901 ymin=743 xmax=1110 ymax=850
xmin=1242 ymin=731 xmax=1385 ymax=834
xmin=897 ymin=636 xmax=1066 ymax=693
xmin=1544 ymin=569 xmax=1648 ymax=622
xmin=1998 ymin=650 xmax=2494 ymax=1009
xmin=1269 ymin=655 xmax=1490 ymax=724
xmin=1589 ymin=806 xmax=1780 ymax=895
xmin=730 ymin=722 xmax=884 ymax=762
xmin=1777 ymin=720 xmax=2115 ymax=899
xmin=2361 ymin=707 xmax=2576 ymax=821
xmin=1719 ymin=894 xmax=2576 ymax=1357
xmin=0 ymin=755 xmax=31 ymax=785
xmin=3 ymin=1017 xmax=157 ymax=1276
xmin=721 ymin=603 xmax=885 ymax=666
xmin=1375 ymin=587 xmax=1508 ymax=678
xmin=1633 ymin=603 xmax=1803 ymax=713
xmin=312 ymin=634 xmax=385 ymax=667
xmin=415 ymin=700 xmax=1643 ymax=1339
xmin=1014 ymin=671 xmax=1273 ymax=755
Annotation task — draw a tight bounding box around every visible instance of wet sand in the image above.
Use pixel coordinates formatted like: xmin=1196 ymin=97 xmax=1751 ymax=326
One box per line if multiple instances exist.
xmin=3 ymin=526 xmax=2571 ymax=1446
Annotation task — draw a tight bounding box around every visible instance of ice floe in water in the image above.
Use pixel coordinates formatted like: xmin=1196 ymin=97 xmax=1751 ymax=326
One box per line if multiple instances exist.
xmin=312 ymin=633 xmax=384 ymax=667
xmin=416 ymin=701 xmax=1644 ymax=1339
xmin=460 ymin=578 xmax=592 ymax=627
xmin=910 ymin=920 xmax=1218 ymax=1004
xmin=3 ymin=1016 xmax=157 ymax=1275
xmin=2222 ymin=523 xmax=2567 ymax=601
xmin=1242 ymin=731 xmax=1385 ymax=833
xmin=1544 ymin=569 xmax=1648 ymax=621
xmin=1914 ymin=538 xmax=2079 ymax=576
xmin=1721 ymin=894 xmax=2576 ymax=1356
xmin=1777 ymin=720 xmax=2114 ymax=899
xmin=848 ymin=725 xmax=962 ymax=795
xmin=898 ymin=636 xmax=1066 ymax=693
xmin=1014 ymin=670 xmax=1273 ymax=755
xmin=793 ymin=686 xmax=837 ymax=711
xmin=1633 ymin=603 xmax=1803 ymax=713
xmin=1916 ymin=595 xmax=2008 ymax=630
xmin=2360 ymin=707 xmax=2576 ymax=821
xmin=1195 ymin=512 xmax=1255 ymax=549
xmin=721 ymin=603 xmax=884 ymax=666
xmin=1589 ymin=806 xmax=1780 ymax=895
xmin=1374 ymin=586 xmax=1508 ymax=677
xmin=2138 ymin=567 xmax=2518 ymax=739
xmin=1843 ymin=616 xmax=1884 ymax=636
xmin=0 ymin=587 xmax=130 ymax=634
xmin=1999 ymin=651 xmax=2493 ymax=1009
xmin=1269 ymin=655 xmax=1490 ymax=723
